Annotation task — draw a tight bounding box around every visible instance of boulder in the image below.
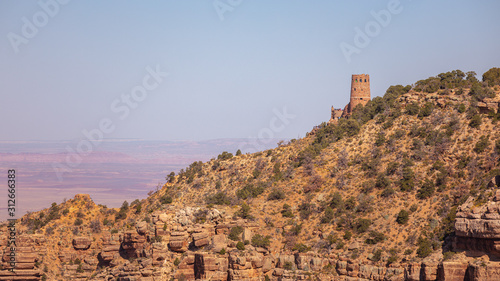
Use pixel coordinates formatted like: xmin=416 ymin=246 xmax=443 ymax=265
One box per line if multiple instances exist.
xmin=72 ymin=236 xmax=91 ymax=250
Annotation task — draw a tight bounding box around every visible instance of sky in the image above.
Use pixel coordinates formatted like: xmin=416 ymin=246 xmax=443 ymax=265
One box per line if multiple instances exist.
xmin=1 ymin=0 xmax=500 ymax=142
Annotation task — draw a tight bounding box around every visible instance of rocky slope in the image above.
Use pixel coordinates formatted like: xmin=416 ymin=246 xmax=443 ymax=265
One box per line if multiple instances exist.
xmin=2 ymin=68 xmax=500 ymax=280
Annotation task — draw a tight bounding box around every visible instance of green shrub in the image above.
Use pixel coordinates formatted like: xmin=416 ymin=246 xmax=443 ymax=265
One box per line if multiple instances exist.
xmin=228 ymin=226 xmax=244 ymax=241
xmin=236 ymin=149 xmax=242 ymax=156
xmin=371 ymin=249 xmax=382 ymax=261
xmin=173 ymin=258 xmax=181 ymax=266
xmin=418 ymin=102 xmax=434 ymax=118
xmin=474 ymin=135 xmax=490 ymax=153
xmin=205 ymin=191 xmax=231 ymax=205
xmin=365 ymin=231 xmax=386 ymax=244
xmin=160 ymin=195 xmax=173 ymax=205
xmin=400 ymin=167 xmax=415 ymax=192
xmin=375 ymin=132 xmax=386 ymax=146
xmin=219 ymin=248 xmax=226 ymax=255
xmin=483 ymin=67 xmax=500 ymax=86
xmin=396 ymin=210 xmax=409 ymax=225
xmin=283 ymin=261 xmax=293 ymax=270
xmin=321 ymin=207 xmax=334 ymax=224
xmin=416 ymin=237 xmax=432 ymax=258
xmin=406 ymin=102 xmax=420 ymax=115
xmin=281 ymin=204 xmax=294 ymax=218
xmin=251 ymin=234 xmax=271 ymax=249
xmin=217 ymin=151 xmax=233 ymax=161
xmin=457 ymin=103 xmax=466 ymax=113
xmin=237 ymin=183 xmax=266 ymax=199
xmin=330 ymin=192 xmax=344 ymax=209
xmin=375 ymin=174 xmax=390 ymax=189
xmin=289 ymin=224 xmax=303 ymax=236
xmin=381 ymin=187 xmax=395 ymax=198
xmin=343 ymin=230 xmax=352 ymax=240
xmin=469 ymin=114 xmax=482 ymax=128
xmin=386 ymin=162 xmax=398 ymax=175
xmin=237 ymin=203 xmax=252 ymax=219
xmin=417 ymin=180 xmax=435 ymax=199
xmin=353 ymin=218 xmax=371 ymax=233
xmin=74 ymin=218 xmax=83 ymax=226
xmin=292 ymin=243 xmax=310 ymax=253
xmin=236 ymin=241 xmax=245 ymax=251
xmin=267 ymin=189 xmax=285 ymax=200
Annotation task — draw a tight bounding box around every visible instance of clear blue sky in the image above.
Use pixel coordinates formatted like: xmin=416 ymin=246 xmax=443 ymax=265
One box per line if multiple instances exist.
xmin=1 ymin=0 xmax=499 ymax=141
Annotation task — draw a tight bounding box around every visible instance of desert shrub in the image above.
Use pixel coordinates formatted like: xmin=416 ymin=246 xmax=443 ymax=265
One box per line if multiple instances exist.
xmin=236 ymin=241 xmax=245 ymax=250
xmin=267 ymin=189 xmax=285 ymax=200
xmin=483 ymin=67 xmax=500 ymax=86
xmin=443 ymin=251 xmax=456 ymax=260
xmin=298 ymin=202 xmax=314 ymax=219
xmin=386 ymin=162 xmax=398 ymax=175
xmin=400 ymin=167 xmax=415 ymax=192
xmin=237 ymin=183 xmax=266 ymax=199
xmin=173 ymin=258 xmax=181 ymax=266
xmin=236 ymin=149 xmax=242 ymax=156
xmin=74 ymin=218 xmax=83 ymax=226
xmin=406 ymin=102 xmax=420 ymax=115
xmin=321 ymin=207 xmax=334 ymax=223
xmin=418 ymin=102 xmax=434 ymax=118
xmin=353 ymin=218 xmax=371 ymax=233
xmin=228 ymin=226 xmax=244 ymax=241
xmin=365 ymin=231 xmax=386 ymax=244
xmin=281 ymin=204 xmax=294 ymax=218
xmin=217 ymin=151 xmax=233 ymax=161
xmin=374 ymin=132 xmax=386 ymax=146
xmin=289 ymin=224 xmax=303 ymax=236
xmin=330 ymin=192 xmax=344 ymax=209
xmin=160 ymin=195 xmax=173 ymax=205
xmin=292 ymin=243 xmax=310 ymax=253
xmin=371 ymin=249 xmax=383 ymax=262
xmin=304 ymin=175 xmax=324 ymax=193
xmin=474 ymin=135 xmax=490 ymax=153
xmin=344 ymin=196 xmax=356 ymax=211
xmin=375 ymin=174 xmax=390 ymax=189
xmin=251 ymin=234 xmax=271 ymax=249
xmin=381 ymin=187 xmax=395 ymax=197
xmin=343 ymin=230 xmax=352 ymax=240
xmin=271 ymin=162 xmax=283 ymax=181
xmin=236 ymin=203 xmax=252 ymax=219
xmin=417 ymin=180 xmax=435 ymax=199
xmin=416 ymin=237 xmax=432 ymax=258
xmin=283 ymin=261 xmax=293 ymax=270
xmin=457 ymin=103 xmax=466 ymax=113
xmin=396 ymin=210 xmax=409 ymax=225
xmin=205 ymin=191 xmax=231 ymax=205
xmin=469 ymin=114 xmax=482 ymax=128
xmin=90 ymin=219 xmax=101 ymax=233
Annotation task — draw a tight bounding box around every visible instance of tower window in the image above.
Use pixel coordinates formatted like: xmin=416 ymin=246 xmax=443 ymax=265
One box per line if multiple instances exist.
xmin=364 ymin=79 xmax=367 ymax=82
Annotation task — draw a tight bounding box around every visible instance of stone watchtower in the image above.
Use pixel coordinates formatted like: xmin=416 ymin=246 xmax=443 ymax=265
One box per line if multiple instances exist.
xmin=329 ymin=74 xmax=371 ymax=123
xmin=348 ymin=74 xmax=370 ymax=114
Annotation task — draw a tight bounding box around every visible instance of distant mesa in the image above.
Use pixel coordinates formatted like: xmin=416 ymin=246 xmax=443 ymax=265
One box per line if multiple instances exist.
xmin=329 ymin=74 xmax=371 ymax=123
